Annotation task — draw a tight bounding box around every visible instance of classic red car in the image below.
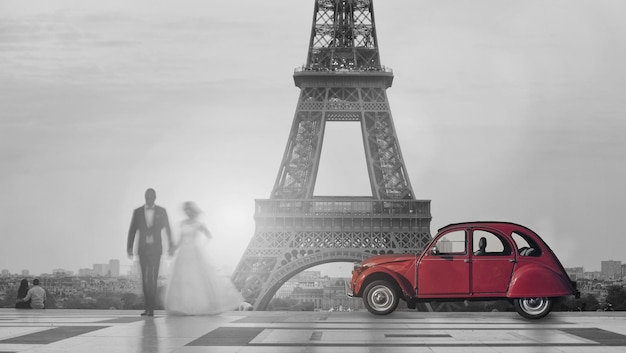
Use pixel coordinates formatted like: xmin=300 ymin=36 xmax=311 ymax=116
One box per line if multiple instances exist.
xmin=349 ymin=222 xmax=579 ymax=319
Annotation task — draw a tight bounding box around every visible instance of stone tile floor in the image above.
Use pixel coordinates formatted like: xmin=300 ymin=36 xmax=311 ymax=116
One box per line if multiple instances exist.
xmin=1 ymin=309 xmax=626 ymax=352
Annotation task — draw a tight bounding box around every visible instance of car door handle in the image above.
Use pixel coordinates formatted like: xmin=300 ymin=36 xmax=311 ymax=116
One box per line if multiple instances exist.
xmin=464 ymin=259 xmax=471 ymax=263
xmin=509 ymin=259 xmax=517 ymax=263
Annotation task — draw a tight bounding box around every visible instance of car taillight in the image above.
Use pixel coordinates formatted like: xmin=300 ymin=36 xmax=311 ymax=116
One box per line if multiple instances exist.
xmin=571 ymin=281 xmax=581 ymax=298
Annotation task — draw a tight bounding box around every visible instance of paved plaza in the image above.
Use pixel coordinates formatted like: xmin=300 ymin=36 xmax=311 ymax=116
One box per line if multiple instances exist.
xmin=1 ymin=309 xmax=626 ymax=352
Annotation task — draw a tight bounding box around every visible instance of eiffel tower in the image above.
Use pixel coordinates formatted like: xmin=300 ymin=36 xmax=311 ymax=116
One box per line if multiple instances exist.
xmin=232 ymin=0 xmax=432 ymax=310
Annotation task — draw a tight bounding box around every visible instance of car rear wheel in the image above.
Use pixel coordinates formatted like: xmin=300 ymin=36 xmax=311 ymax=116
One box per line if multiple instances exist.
xmin=514 ymin=297 xmax=552 ymax=319
xmin=363 ymin=280 xmax=399 ymax=315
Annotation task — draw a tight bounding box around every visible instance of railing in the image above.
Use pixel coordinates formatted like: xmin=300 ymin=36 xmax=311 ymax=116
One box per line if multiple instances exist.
xmin=255 ymin=198 xmax=430 ymax=218
xmin=294 ymin=65 xmax=393 ymax=74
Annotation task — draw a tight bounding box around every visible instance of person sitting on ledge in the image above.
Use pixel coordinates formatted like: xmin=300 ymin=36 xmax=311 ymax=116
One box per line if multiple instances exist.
xmin=17 ymin=278 xmax=46 ymax=309
xmin=15 ymin=279 xmax=31 ymax=309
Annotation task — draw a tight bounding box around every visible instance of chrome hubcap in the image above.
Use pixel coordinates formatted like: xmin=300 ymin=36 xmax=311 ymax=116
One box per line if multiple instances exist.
xmin=369 ymin=285 xmax=394 ymax=311
xmin=520 ymin=297 xmax=549 ymax=315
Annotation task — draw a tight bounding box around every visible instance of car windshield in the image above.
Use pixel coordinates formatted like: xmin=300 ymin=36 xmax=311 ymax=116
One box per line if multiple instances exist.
xmin=433 ymin=230 xmax=466 ymax=255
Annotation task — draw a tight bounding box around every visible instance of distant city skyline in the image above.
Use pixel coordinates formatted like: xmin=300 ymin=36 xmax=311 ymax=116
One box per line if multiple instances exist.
xmin=3 ymin=256 xmax=626 ymax=278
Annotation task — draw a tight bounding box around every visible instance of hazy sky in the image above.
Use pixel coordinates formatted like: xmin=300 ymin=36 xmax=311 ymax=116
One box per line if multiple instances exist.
xmin=1 ymin=0 xmax=625 ymax=276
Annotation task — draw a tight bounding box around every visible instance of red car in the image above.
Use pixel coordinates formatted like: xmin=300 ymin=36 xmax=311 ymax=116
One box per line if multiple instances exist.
xmin=349 ymin=222 xmax=579 ymax=319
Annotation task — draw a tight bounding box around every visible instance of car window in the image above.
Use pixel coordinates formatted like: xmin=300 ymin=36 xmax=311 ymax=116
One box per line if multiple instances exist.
xmin=512 ymin=231 xmax=542 ymax=257
xmin=472 ymin=230 xmax=512 ymax=256
xmin=433 ymin=230 xmax=466 ymax=255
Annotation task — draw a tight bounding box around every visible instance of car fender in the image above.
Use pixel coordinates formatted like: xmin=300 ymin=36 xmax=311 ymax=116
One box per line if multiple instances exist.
xmin=354 ymin=266 xmax=415 ymax=299
xmin=507 ymin=264 xmax=574 ymax=298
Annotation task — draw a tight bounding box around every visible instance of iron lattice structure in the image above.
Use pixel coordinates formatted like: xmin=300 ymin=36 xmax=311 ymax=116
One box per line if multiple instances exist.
xmin=232 ymin=0 xmax=432 ymax=310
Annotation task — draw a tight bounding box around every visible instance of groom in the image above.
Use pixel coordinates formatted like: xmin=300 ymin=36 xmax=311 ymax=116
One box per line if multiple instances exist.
xmin=127 ymin=188 xmax=173 ymax=316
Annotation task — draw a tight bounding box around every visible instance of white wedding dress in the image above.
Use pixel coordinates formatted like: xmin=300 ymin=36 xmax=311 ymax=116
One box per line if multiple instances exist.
xmin=164 ymin=220 xmax=244 ymax=315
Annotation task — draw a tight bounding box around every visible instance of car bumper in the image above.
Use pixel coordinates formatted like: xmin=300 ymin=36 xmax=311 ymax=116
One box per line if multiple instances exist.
xmin=346 ymin=282 xmax=355 ymax=297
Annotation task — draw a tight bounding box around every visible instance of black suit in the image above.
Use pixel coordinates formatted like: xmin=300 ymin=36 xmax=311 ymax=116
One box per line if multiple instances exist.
xmin=127 ymin=205 xmax=172 ymax=314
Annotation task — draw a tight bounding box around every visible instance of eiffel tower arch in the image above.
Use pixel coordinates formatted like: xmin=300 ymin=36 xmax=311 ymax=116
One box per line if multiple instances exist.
xmin=232 ymin=0 xmax=432 ymax=310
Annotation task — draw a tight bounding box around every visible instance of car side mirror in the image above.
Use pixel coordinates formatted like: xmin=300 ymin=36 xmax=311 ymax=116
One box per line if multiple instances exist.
xmin=430 ymin=247 xmax=439 ymax=256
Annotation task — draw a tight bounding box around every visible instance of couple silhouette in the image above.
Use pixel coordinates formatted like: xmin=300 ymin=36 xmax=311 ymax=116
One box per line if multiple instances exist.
xmin=126 ymin=188 xmax=243 ymax=316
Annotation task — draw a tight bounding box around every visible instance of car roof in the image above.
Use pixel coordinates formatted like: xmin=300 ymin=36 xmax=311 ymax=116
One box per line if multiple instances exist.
xmin=436 ymin=221 xmax=563 ymax=266
xmin=437 ymin=221 xmax=536 ymax=234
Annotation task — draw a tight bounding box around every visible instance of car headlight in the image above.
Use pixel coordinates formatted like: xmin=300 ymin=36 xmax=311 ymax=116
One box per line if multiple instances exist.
xmin=352 ymin=262 xmax=369 ymax=276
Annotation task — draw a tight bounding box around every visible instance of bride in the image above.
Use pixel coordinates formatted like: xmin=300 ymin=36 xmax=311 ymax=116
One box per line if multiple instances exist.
xmin=164 ymin=201 xmax=244 ymax=315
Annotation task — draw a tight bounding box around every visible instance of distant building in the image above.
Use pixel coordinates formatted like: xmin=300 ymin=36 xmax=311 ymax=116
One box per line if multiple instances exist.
xmin=565 ymin=267 xmax=584 ymax=281
xmin=93 ymin=264 xmax=109 ymax=277
xmin=275 ymin=271 xmax=324 ymax=298
xmin=296 ymin=271 xmax=322 ymax=281
xmin=601 ymin=260 xmax=622 ymax=280
xmin=584 ymin=271 xmax=602 ymax=280
xmin=1 ymin=269 xmax=9 ymax=277
xmin=130 ymin=261 xmax=141 ymax=279
xmin=21 ymin=269 xmax=29 ymax=277
xmin=323 ymin=278 xmax=363 ymax=311
xmin=52 ymin=269 xmax=69 ymax=277
xmin=290 ymin=286 xmax=323 ymax=308
xmin=78 ymin=268 xmax=95 ymax=277
xmin=109 ymin=259 xmax=120 ymax=277
xmin=273 ymin=271 xmax=365 ymax=311
xmin=275 ymin=281 xmax=298 ymax=298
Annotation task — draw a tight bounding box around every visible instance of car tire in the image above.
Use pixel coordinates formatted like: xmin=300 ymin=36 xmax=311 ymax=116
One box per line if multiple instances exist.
xmin=514 ymin=297 xmax=552 ymax=319
xmin=363 ymin=280 xmax=399 ymax=315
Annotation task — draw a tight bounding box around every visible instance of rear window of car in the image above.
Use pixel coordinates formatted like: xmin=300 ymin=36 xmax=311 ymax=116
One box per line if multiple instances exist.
xmin=512 ymin=231 xmax=542 ymax=257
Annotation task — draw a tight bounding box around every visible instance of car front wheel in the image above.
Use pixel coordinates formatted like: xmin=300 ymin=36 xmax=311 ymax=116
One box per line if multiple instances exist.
xmin=363 ymin=280 xmax=399 ymax=315
xmin=514 ymin=297 xmax=553 ymax=319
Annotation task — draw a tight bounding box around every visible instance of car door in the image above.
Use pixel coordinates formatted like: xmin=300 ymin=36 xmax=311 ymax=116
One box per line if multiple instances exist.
xmin=417 ymin=229 xmax=470 ymax=296
xmin=470 ymin=228 xmax=516 ymax=295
